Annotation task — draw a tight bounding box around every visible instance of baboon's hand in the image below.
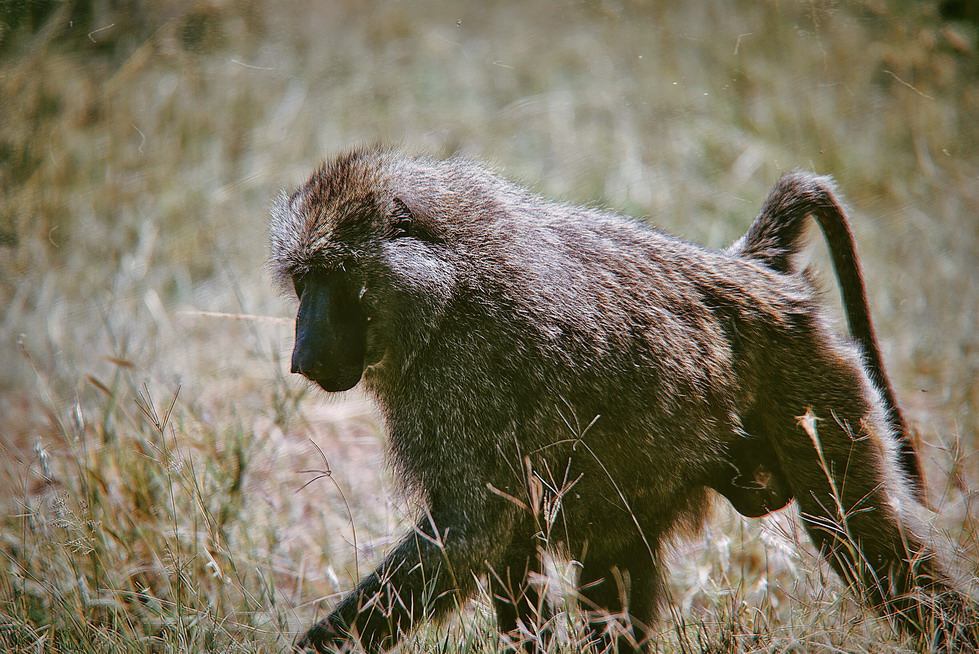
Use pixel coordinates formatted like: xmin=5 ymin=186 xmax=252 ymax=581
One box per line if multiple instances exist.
xmin=294 ymin=619 xmax=354 ymax=653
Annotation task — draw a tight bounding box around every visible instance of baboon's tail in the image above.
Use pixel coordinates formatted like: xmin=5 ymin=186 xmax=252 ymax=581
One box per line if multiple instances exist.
xmin=728 ymin=171 xmax=925 ymax=500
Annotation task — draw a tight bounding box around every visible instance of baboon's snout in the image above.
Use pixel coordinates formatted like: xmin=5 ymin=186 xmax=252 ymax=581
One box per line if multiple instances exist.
xmin=290 ymin=338 xmax=364 ymax=392
xmin=291 ymin=271 xmax=368 ymax=392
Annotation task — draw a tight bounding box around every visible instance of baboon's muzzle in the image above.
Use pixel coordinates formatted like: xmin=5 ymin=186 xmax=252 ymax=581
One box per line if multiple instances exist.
xmin=291 ymin=272 xmax=367 ymax=392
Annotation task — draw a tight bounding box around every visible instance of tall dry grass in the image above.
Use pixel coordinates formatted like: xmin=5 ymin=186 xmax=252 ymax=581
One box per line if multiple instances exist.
xmin=1 ymin=1 xmax=976 ymax=651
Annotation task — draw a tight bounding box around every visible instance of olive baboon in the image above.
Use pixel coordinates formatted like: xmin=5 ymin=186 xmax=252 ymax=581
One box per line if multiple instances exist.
xmin=268 ymin=148 xmax=974 ymax=652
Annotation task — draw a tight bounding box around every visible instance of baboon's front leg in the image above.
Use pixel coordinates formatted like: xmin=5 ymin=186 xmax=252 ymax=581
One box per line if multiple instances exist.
xmin=490 ymin=531 xmax=550 ymax=652
xmin=297 ymin=505 xmax=513 ymax=653
xmin=577 ymin=537 xmax=662 ymax=654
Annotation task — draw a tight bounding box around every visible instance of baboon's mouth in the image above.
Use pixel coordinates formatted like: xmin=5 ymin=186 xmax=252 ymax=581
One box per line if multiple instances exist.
xmin=305 ymin=367 xmax=364 ymax=393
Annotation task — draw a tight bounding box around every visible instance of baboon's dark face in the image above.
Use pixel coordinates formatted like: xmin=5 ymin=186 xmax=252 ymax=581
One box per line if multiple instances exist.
xmin=290 ymin=270 xmax=369 ymax=392
xmin=269 ymin=152 xmax=456 ymax=392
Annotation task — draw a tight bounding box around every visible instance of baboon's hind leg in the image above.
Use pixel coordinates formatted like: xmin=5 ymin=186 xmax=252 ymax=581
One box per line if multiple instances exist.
xmin=763 ymin=355 xmax=976 ymax=649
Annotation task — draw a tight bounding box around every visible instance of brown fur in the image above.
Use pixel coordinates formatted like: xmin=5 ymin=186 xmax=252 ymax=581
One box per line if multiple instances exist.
xmin=268 ymin=148 xmax=975 ymax=652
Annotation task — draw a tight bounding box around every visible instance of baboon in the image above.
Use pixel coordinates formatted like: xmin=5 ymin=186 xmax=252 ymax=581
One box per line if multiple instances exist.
xmin=268 ymin=148 xmax=974 ymax=652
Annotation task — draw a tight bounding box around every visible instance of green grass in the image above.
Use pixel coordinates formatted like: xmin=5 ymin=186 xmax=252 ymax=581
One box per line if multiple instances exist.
xmin=1 ymin=0 xmax=977 ymax=651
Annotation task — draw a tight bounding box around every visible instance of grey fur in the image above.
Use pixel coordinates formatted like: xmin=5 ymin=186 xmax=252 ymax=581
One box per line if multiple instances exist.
xmin=268 ymin=148 xmax=975 ymax=652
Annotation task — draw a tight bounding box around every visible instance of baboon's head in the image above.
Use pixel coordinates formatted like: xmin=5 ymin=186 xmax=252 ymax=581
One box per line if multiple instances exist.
xmin=268 ymin=148 xmax=459 ymax=392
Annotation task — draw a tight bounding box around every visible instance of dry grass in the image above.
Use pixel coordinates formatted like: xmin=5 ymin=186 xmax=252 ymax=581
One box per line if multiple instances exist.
xmin=1 ymin=0 xmax=977 ymax=651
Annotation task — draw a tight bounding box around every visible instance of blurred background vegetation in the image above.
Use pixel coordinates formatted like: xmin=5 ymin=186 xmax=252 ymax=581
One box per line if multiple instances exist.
xmin=0 ymin=0 xmax=976 ymax=651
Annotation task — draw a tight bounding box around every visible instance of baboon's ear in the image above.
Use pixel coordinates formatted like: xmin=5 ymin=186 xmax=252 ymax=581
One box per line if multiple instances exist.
xmin=387 ymin=196 xmax=443 ymax=243
xmin=388 ymin=197 xmax=416 ymax=238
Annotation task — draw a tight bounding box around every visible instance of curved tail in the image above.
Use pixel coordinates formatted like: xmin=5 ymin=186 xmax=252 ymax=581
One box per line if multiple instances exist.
xmin=729 ymin=171 xmax=924 ymax=499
